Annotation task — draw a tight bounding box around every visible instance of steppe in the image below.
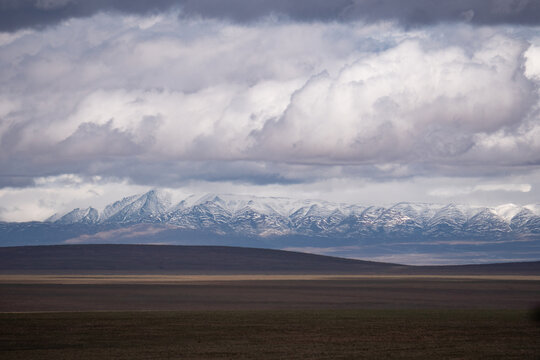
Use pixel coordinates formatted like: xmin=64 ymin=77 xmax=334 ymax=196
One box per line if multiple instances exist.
xmin=1 ymin=245 xmax=539 ymax=359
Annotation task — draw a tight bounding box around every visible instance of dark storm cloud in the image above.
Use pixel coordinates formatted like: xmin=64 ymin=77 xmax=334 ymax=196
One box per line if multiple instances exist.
xmin=0 ymin=0 xmax=180 ymax=32
xmin=2 ymin=0 xmax=540 ymax=32
xmin=344 ymin=0 xmax=540 ymax=26
xmin=0 ymin=176 xmax=34 ymax=188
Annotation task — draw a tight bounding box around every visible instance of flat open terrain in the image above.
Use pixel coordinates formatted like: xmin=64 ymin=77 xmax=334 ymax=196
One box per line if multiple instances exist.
xmin=1 ymin=245 xmax=539 ymax=358
xmin=2 ymin=310 xmax=539 ymax=359
xmin=2 ymin=273 xmax=540 ymax=283
xmin=1 ymin=276 xmax=539 ymax=311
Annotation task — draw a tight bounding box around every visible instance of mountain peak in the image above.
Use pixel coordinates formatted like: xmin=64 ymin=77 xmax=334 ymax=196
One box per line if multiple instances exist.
xmin=56 ymin=207 xmax=99 ymax=224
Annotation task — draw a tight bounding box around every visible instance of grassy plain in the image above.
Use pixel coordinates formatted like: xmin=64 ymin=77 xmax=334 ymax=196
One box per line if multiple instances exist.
xmin=2 ymin=309 xmax=539 ymax=359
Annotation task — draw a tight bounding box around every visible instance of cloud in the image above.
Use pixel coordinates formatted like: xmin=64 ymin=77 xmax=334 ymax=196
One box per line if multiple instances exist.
xmin=340 ymin=0 xmax=540 ymax=26
xmin=0 ymin=0 xmax=181 ymax=32
xmin=2 ymin=0 xmax=540 ymax=32
xmin=429 ymin=183 xmax=532 ymax=197
xmin=1 ymin=15 xmax=539 ymax=190
xmin=254 ymin=35 xmax=537 ymax=166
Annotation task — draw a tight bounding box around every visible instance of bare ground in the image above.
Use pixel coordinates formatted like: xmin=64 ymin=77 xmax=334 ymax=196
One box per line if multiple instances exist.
xmin=1 ymin=309 xmax=539 ymax=359
xmin=1 ymin=276 xmax=539 ymax=312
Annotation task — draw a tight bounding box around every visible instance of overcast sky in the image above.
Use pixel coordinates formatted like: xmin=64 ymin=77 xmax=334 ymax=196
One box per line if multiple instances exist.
xmin=0 ymin=0 xmax=539 ymax=221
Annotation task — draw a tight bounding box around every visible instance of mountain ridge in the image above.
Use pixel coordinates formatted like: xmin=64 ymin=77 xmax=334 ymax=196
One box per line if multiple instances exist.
xmin=45 ymin=191 xmax=540 ymax=239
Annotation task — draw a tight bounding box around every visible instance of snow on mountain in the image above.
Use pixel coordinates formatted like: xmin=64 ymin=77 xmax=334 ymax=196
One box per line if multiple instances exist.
xmin=45 ymin=212 xmax=63 ymax=223
xmin=510 ymin=208 xmax=540 ymax=233
xmin=425 ymin=204 xmax=469 ymax=237
xmin=464 ymin=208 xmax=512 ymax=235
xmin=55 ymin=207 xmax=99 ymax=224
xmin=494 ymin=204 xmax=522 ymax=222
xmin=105 ymin=190 xmax=172 ymax=223
xmin=166 ymin=195 xmax=233 ymax=232
xmin=100 ymin=194 xmax=140 ymax=221
xmin=524 ymin=204 xmax=540 ymax=216
xmin=47 ymin=191 xmax=540 ymax=239
xmin=389 ymin=202 xmax=443 ymax=225
xmin=376 ymin=208 xmax=422 ymax=235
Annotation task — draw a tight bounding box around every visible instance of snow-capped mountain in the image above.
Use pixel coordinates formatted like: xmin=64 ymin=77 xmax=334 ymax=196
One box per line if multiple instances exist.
xmin=49 ymin=207 xmax=99 ymax=225
xmin=45 ymin=191 xmax=540 ymax=239
xmin=101 ymin=190 xmax=171 ymax=223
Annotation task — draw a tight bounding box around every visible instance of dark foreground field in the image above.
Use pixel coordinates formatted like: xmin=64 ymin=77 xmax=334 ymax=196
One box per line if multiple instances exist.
xmin=1 ymin=278 xmax=539 ymax=359
xmin=1 ymin=277 xmax=539 ymax=311
xmin=1 ymin=245 xmax=539 ymax=358
xmin=2 ymin=310 xmax=539 ymax=359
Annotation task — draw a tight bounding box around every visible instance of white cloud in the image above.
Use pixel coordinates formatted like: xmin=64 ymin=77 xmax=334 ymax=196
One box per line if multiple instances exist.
xmin=256 ymin=34 xmax=536 ymax=164
xmin=525 ymin=43 xmax=540 ymax=79
xmin=429 ymin=183 xmax=532 ymax=197
xmin=3 ymin=19 xmax=537 ymax=170
xmin=475 ymin=183 xmax=532 ymax=192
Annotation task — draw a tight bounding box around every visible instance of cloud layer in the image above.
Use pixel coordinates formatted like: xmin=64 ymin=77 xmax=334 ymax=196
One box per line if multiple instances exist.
xmin=2 ymin=0 xmax=540 ymax=32
xmin=1 ymin=15 xmax=539 ymax=186
xmin=0 ymin=5 xmax=539 ymax=220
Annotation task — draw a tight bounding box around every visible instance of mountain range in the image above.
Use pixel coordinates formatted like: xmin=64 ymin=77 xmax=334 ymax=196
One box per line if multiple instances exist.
xmin=1 ymin=190 xmax=539 ymax=264
xmin=45 ymin=190 xmax=540 ymax=238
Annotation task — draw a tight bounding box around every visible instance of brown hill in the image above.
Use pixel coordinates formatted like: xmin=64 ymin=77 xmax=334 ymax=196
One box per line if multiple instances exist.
xmin=0 ymin=244 xmax=539 ymax=275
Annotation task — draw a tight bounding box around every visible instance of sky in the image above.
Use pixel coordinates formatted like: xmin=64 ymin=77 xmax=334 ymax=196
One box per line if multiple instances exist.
xmin=0 ymin=0 xmax=540 ymax=221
